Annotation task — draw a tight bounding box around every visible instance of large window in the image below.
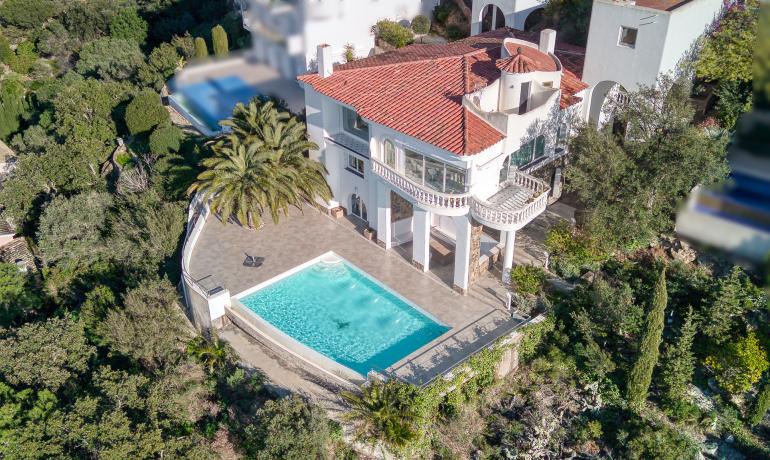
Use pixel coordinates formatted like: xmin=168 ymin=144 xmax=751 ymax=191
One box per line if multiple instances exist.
xmin=342 ymin=107 xmax=369 ymax=140
xmin=618 ymin=26 xmax=638 ymax=48
xmin=403 ymin=149 xmax=467 ymax=193
xmin=383 ymin=140 xmax=396 ymax=168
xmin=499 ymin=135 xmax=547 ymax=181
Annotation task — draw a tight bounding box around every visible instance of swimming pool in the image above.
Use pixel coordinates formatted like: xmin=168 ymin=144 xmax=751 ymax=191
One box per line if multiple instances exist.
xmin=236 ymin=254 xmax=450 ymax=377
xmin=169 ymin=75 xmax=261 ymax=133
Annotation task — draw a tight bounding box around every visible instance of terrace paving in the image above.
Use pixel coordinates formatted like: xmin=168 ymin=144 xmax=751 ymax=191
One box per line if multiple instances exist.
xmin=188 ymin=206 xmax=528 ymax=386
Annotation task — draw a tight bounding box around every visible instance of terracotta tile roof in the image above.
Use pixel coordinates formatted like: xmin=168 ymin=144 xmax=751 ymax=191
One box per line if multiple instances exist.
xmin=502 ymin=42 xmax=559 ymax=72
xmin=635 ymin=0 xmax=693 ymax=11
xmin=0 ymin=238 xmax=34 ymax=270
xmin=298 ymin=29 xmax=589 ymax=155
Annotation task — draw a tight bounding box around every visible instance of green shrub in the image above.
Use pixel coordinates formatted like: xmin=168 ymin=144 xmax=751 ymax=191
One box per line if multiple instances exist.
xmin=705 ymin=331 xmax=769 ymax=395
xmin=511 ymin=265 xmax=546 ymax=296
xmin=343 ymin=43 xmax=355 ymax=63
xmin=115 ymin=152 xmax=133 ymax=167
xmin=0 ymin=34 xmax=12 ymax=64
xmin=124 ymin=90 xmax=169 ymax=136
xmin=376 ymin=20 xmax=414 ymax=48
xmin=446 ymin=25 xmax=467 ymax=41
xmin=193 ymin=37 xmax=208 ymax=59
xmin=625 ymin=422 xmax=699 ymax=460
xmin=411 ymin=15 xmax=431 ymax=35
xmin=8 ymin=42 xmax=38 ymax=74
xmin=433 ymin=3 xmax=451 ymax=24
xmin=148 ymin=124 xmax=183 ymax=156
xmin=241 ymin=395 xmax=334 ymax=459
xmin=545 ymin=222 xmax=606 ymax=279
xmin=211 ymin=25 xmax=229 ymax=56
xmin=749 ymin=378 xmax=770 ymax=425
xmin=109 ymin=8 xmax=148 ymax=45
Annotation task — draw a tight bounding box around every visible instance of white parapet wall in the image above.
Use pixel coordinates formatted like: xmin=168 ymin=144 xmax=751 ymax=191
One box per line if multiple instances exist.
xmin=180 ymin=195 xmax=231 ymax=331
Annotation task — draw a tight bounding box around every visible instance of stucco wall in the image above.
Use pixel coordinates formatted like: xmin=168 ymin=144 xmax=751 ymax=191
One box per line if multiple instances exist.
xmin=659 ymin=0 xmax=722 ymax=76
xmin=583 ymin=0 xmax=672 ymax=90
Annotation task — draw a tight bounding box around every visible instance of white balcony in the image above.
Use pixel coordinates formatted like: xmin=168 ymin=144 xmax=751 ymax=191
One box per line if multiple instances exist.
xmin=372 ymin=159 xmax=472 ymax=216
xmin=373 ymin=159 xmax=550 ymax=229
xmin=471 ymin=171 xmax=550 ymax=231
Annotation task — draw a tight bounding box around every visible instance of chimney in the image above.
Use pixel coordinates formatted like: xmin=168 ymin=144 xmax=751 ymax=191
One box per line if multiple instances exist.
xmin=317 ymin=44 xmax=333 ymax=78
xmin=539 ymin=29 xmax=556 ymax=54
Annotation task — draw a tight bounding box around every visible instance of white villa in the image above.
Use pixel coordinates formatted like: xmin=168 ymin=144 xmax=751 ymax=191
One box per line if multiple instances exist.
xmin=239 ymin=0 xmax=440 ymax=78
xmin=298 ymin=29 xmax=588 ymax=293
xmin=179 ymin=0 xmax=729 ymax=387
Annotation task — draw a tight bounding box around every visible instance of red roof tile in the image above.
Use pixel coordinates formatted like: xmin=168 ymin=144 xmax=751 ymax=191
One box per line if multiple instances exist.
xmin=635 ymin=0 xmax=693 ymax=11
xmin=298 ymin=29 xmax=589 ymax=156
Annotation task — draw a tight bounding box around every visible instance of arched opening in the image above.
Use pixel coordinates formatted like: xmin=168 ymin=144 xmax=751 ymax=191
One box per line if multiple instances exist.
xmin=350 ymin=194 xmax=367 ymax=222
xmin=480 ymin=4 xmax=506 ymax=33
xmin=589 ymin=80 xmax=628 ymax=129
xmin=523 ymin=8 xmax=544 ymax=31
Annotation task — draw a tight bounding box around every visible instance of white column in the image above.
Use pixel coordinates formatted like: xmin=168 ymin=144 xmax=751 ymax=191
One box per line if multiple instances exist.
xmin=412 ymin=208 xmax=431 ymax=272
xmin=491 ymin=6 xmax=498 ymax=30
xmin=502 ymin=230 xmax=516 ymax=283
xmin=376 ymin=183 xmax=392 ymax=249
xmin=453 ymin=215 xmax=472 ymax=294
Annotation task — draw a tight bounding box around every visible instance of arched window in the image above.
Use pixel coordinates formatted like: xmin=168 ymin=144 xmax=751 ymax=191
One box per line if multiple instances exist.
xmin=383 ymin=139 xmax=396 ymax=168
xmin=351 ymin=194 xmax=367 ymax=221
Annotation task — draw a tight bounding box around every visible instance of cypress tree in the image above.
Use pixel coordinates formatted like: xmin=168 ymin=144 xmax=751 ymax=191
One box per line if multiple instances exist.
xmin=748 ymin=377 xmax=770 ymax=425
xmin=627 ymin=265 xmax=667 ymax=412
xmin=193 ymin=37 xmax=208 ymax=59
xmin=660 ymin=306 xmax=696 ymax=403
xmin=211 ymin=25 xmax=229 ymax=56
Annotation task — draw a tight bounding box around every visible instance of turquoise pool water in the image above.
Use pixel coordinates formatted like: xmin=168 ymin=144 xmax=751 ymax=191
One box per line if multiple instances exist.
xmin=170 ymin=75 xmax=261 ymax=132
xmin=238 ymin=259 xmax=450 ymax=376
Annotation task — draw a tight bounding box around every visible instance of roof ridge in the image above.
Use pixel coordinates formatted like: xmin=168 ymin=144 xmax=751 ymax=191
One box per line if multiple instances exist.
xmin=326 ymin=45 xmax=496 ymax=75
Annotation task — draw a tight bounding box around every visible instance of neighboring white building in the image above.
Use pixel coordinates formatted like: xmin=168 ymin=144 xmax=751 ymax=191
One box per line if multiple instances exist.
xmin=582 ymin=0 xmax=724 ymax=123
xmin=239 ymin=0 xmax=440 ymax=79
xmin=298 ymin=29 xmax=589 ymax=292
xmin=471 ymin=0 xmax=548 ymax=33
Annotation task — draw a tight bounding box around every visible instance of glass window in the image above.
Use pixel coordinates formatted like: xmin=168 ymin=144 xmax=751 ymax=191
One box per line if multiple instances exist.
xmin=619 ymin=26 xmax=637 ymax=48
xmin=342 ymin=107 xmax=369 ymax=140
xmin=404 ymin=149 xmax=423 ymax=183
xmin=383 ymin=140 xmax=396 ymax=168
xmin=424 ymin=157 xmax=444 ymax=192
xmin=534 ymin=135 xmax=546 ymax=159
xmin=511 ymin=140 xmax=534 ymax=167
xmin=445 ymin=164 xmax=467 ymax=193
xmin=347 ymin=154 xmax=365 ymax=175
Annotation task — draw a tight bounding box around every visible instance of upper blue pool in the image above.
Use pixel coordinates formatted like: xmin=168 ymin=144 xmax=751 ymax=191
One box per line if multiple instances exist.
xmin=237 ymin=257 xmax=450 ymax=377
xmin=170 ymin=75 xmax=260 ymax=132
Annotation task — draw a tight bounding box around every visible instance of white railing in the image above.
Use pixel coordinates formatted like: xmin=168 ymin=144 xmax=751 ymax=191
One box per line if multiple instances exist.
xmin=372 ymin=159 xmax=473 ymax=211
xmin=471 ymin=171 xmax=550 ymax=230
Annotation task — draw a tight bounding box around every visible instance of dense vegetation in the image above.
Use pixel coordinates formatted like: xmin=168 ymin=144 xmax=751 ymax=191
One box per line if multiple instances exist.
xmin=0 ymin=0 xmax=349 ymax=457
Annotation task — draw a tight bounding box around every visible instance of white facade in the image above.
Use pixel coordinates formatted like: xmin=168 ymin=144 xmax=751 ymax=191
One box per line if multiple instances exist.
xmin=471 ymin=0 xmax=546 ymax=33
xmin=301 ymin=32 xmax=587 ymax=291
xmin=582 ymin=0 xmax=723 ymax=123
xmin=242 ymin=0 xmax=439 ymax=78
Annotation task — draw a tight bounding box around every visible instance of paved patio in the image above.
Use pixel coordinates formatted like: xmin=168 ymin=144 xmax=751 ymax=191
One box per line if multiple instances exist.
xmin=188 ymin=206 xmax=527 ymax=386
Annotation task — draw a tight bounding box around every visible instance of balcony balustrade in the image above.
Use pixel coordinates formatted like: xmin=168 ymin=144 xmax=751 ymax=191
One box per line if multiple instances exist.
xmin=372 ymin=159 xmax=550 ymax=229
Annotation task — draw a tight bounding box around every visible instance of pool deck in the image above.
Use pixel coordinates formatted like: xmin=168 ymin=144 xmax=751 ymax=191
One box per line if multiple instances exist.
xmin=188 ymin=206 xmax=530 ymax=386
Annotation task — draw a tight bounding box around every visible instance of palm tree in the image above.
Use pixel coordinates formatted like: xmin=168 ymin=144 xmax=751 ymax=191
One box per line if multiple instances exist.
xmin=341 ymin=379 xmax=418 ymax=450
xmin=186 ymin=335 xmax=230 ymax=373
xmin=188 ymin=100 xmax=331 ymax=228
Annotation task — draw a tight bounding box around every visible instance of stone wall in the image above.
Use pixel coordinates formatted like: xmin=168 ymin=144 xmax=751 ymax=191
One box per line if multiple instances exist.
xmin=468 ymin=218 xmax=484 ymax=286
xmin=391 ymin=191 xmax=413 ymax=222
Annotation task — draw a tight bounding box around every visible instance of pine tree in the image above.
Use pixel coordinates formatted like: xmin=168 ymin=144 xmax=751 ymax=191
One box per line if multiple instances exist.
xmin=749 ymin=377 xmax=770 ymax=426
xmin=211 ymin=25 xmax=229 ymax=56
xmin=660 ymin=306 xmax=696 ymax=403
xmin=193 ymin=37 xmax=208 ymax=59
xmin=627 ymin=265 xmax=667 ymax=412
